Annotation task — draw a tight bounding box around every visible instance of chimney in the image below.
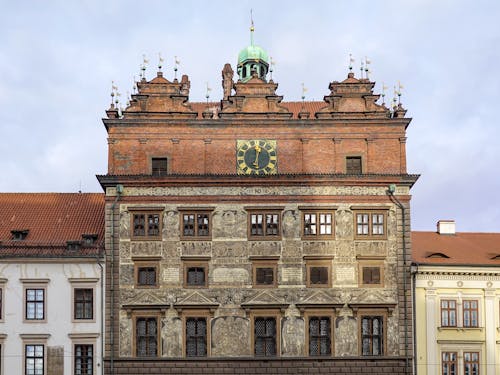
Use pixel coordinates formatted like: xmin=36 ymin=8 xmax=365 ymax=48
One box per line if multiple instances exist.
xmin=437 ymin=220 xmax=456 ymax=235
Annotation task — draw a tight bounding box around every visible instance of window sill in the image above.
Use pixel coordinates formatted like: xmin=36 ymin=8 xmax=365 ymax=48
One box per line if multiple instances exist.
xmin=438 ymin=327 xmax=483 ymax=332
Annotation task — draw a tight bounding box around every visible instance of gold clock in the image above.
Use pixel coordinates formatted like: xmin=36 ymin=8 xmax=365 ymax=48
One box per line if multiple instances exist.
xmin=236 ymin=140 xmax=277 ymax=175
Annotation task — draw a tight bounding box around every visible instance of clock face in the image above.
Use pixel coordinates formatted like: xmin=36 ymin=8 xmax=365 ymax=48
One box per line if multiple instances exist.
xmin=237 ymin=140 xmax=277 ymax=175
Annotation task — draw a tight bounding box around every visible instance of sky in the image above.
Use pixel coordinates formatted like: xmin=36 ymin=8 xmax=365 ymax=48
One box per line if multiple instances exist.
xmin=1 ymin=0 xmax=499 ymax=232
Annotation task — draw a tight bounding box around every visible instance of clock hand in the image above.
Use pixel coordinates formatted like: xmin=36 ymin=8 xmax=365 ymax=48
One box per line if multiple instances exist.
xmin=253 ymin=145 xmax=261 ymax=167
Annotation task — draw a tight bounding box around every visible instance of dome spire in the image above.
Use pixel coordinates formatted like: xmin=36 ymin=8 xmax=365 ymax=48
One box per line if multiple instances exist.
xmin=237 ymin=11 xmax=269 ymax=82
xmin=250 ymin=9 xmax=255 ymax=46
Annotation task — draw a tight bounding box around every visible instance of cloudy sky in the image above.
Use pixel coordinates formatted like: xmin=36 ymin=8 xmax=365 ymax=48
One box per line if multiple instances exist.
xmin=1 ymin=0 xmax=499 ymax=232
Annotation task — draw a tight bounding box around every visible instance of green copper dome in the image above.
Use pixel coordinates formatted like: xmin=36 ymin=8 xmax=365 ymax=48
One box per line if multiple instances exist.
xmin=237 ymin=44 xmax=269 ymax=65
xmin=236 ymin=26 xmax=270 ymax=82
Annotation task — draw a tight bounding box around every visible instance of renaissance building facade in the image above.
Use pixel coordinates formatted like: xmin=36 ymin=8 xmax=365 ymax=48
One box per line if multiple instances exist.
xmin=99 ymin=31 xmax=418 ymax=374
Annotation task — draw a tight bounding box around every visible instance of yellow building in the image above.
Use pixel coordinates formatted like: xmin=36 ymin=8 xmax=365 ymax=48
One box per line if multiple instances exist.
xmin=413 ymin=220 xmax=500 ymax=375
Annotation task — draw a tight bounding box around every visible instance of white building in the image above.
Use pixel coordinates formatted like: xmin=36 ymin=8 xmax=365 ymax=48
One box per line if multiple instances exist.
xmin=0 ymin=193 xmax=105 ymax=375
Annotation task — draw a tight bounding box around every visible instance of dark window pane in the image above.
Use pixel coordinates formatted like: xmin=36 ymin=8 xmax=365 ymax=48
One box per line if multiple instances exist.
xmin=255 ymin=317 xmax=276 ymax=357
xmin=197 ymin=214 xmax=210 ymax=236
xmin=310 ymin=267 xmax=329 ymax=285
xmin=152 ymin=158 xmax=168 ymax=176
xmin=346 ymin=156 xmax=362 ymax=174
xmin=75 ymin=288 xmax=93 ymax=319
xmin=186 ymin=317 xmax=207 ymax=357
xmin=256 ymin=268 xmax=274 ymax=285
xmin=187 ymin=267 xmax=205 ymax=286
xmin=363 ymin=267 xmax=381 ymax=285
xmin=138 ymin=267 xmax=156 ymax=286
xmin=136 ymin=317 xmax=157 ymax=357
xmin=133 ymin=214 xmax=145 ymax=236
xmin=309 ymin=317 xmax=331 ymax=356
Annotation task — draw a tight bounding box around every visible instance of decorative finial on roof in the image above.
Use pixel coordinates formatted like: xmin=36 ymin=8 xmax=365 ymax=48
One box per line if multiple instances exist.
xmin=301 ymin=83 xmax=307 ymax=102
xmin=349 ymin=54 xmax=355 ymax=72
xmin=110 ymin=81 xmax=117 ymax=108
xmin=269 ymin=56 xmax=275 ymax=80
xmin=250 ymin=9 xmax=255 ymax=46
xmin=205 ymin=82 xmax=212 ymax=105
xmin=364 ymin=56 xmax=371 ymax=80
xmin=360 ymin=60 xmax=364 ymax=79
xmin=126 ymin=91 xmax=130 ymax=107
xmin=174 ymin=56 xmax=180 ymax=80
xmin=392 ymin=86 xmax=398 ymax=110
xmin=158 ymin=52 xmax=164 ymax=72
xmin=397 ymin=81 xmax=404 ymax=104
xmin=140 ymin=54 xmax=149 ymax=80
xmin=132 ymin=76 xmax=137 ymax=94
xmin=381 ymin=83 xmax=388 ymax=106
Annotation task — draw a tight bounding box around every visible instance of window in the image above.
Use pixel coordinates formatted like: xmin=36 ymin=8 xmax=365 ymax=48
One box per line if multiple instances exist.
xmin=135 ymin=262 xmax=158 ymax=288
xmin=306 ymin=259 xmax=332 ymax=288
xmin=463 ymin=300 xmax=478 ymax=328
xmin=254 ymin=317 xmax=277 ymax=357
xmin=74 ymin=345 xmax=93 ymax=375
xmin=346 ymin=156 xmax=362 ymax=174
xmin=181 ymin=211 xmax=211 ymax=239
xmin=131 ymin=212 xmax=162 ymax=239
xmin=464 ymin=352 xmax=479 ymax=375
xmin=25 ymin=344 xmax=44 ymax=375
xmin=252 ymin=260 xmax=277 ymax=288
xmin=302 ymin=210 xmax=334 ymax=239
xmin=135 ymin=317 xmax=158 ymax=357
xmin=12 ymin=229 xmax=29 ymax=240
xmin=82 ymin=234 xmax=97 ymax=247
xmin=74 ymin=289 xmax=93 ymax=320
xmin=26 ymin=289 xmax=44 ymax=321
xmin=248 ymin=210 xmax=282 ymax=239
xmin=442 ymin=352 xmax=457 ymax=375
xmin=354 ymin=211 xmax=387 ymax=239
xmin=441 ymin=300 xmax=457 ymax=327
xmin=184 ymin=261 xmax=208 ymax=288
xmin=359 ymin=262 xmax=384 ymax=287
xmin=308 ymin=316 xmax=332 ymax=356
xmin=151 ymin=158 xmax=168 ymax=176
xmin=186 ymin=317 xmax=207 ymax=357
xmin=361 ymin=316 xmax=383 ymax=355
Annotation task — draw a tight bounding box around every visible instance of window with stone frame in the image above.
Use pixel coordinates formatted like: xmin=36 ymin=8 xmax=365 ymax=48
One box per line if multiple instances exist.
xmin=135 ymin=316 xmax=158 ymax=357
xmin=254 ymin=317 xmax=277 ymax=357
xmin=463 ymin=300 xmax=479 ymax=328
xmin=131 ymin=211 xmax=162 ymax=239
xmin=25 ymin=344 xmax=44 ymax=375
xmin=74 ymin=288 xmax=93 ymax=320
xmin=358 ymin=261 xmax=384 ymax=287
xmin=252 ymin=259 xmax=278 ymax=288
xmin=442 ymin=352 xmax=457 ymax=375
xmin=26 ymin=288 xmax=45 ymax=321
xmin=180 ymin=211 xmax=212 ymax=239
xmin=151 ymin=157 xmax=168 ymax=176
xmin=306 ymin=259 xmax=332 ymax=288
xmin=185 ymin=317 xmax=207 ymax=357
xmin=354 ymin=210 xmax=387 ymax=239
xmin=346 ymin=156 xmax=362 ymax=174
xmin=74 ymin=344 xmax=93 ymax=375
xmin=184 ymin=261 xmax=208 ymax=288
xmin=247 ymin=210 xmax=282 ymax=239
xmin=463 ymin=352 xmax=479 ymax=375
xmin=302 ymin=210 xmax=335 ymax=239
xmin=441 ymin=300 xmax=457 ymax=327
xmin=134 ymin=261 xmax=159 ymax=288
xmin=308 ymin=316 xmax=332 ymax=356
xmin=361 ymin=315 xmax=384 ymax=356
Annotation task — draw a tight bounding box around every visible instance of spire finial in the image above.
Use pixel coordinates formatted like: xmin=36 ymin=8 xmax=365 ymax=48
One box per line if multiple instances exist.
xmin=141 ymin=54 xmax=149 ymax=80
xmin=174 ymin=56 xmax=180 ymax=80
xmin=110 ymin=81 xmax=117 ymax=108
xmin=158 ymin=52 xmax=164 ymax=72
xmin=349 ymin=54 xmax=355 ymax=72
xmin=381 ymin=82 xmax=388 ymax=106
xmin=250 ymin=9 xmax=255 ymax=45
xmin=360 ymin=60 xmax=364 ymax=79
xmin=269 ymin=57 xmax=275 ymax=80
xmin=301 ymin=83 xmax=307 ymax=102
xmin=205 ymin=82 xmax=212 ymax=105
xmin=364 ymin=56 xmax=371 ymax=80
xmin=397 ymin=81 xmax=404 ymax=104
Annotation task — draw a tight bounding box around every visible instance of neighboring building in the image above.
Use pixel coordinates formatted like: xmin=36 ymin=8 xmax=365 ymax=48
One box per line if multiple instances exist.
xmin=0 ymin=193 xmax=105 ymax=375
xmin=413 ymin=220 xmax=500 ymax=375
xmin=99 ymin=28 xmax=418 ymax=374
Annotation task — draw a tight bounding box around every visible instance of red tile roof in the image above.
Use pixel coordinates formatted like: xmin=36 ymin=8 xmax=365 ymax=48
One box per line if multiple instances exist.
xmin=412 ymin=231 xmax=500 ymax=266
xmin=191 ymin=101 xmax=326 ymax=119
xmin=0 ymin=193 xmax=105 ymax=257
